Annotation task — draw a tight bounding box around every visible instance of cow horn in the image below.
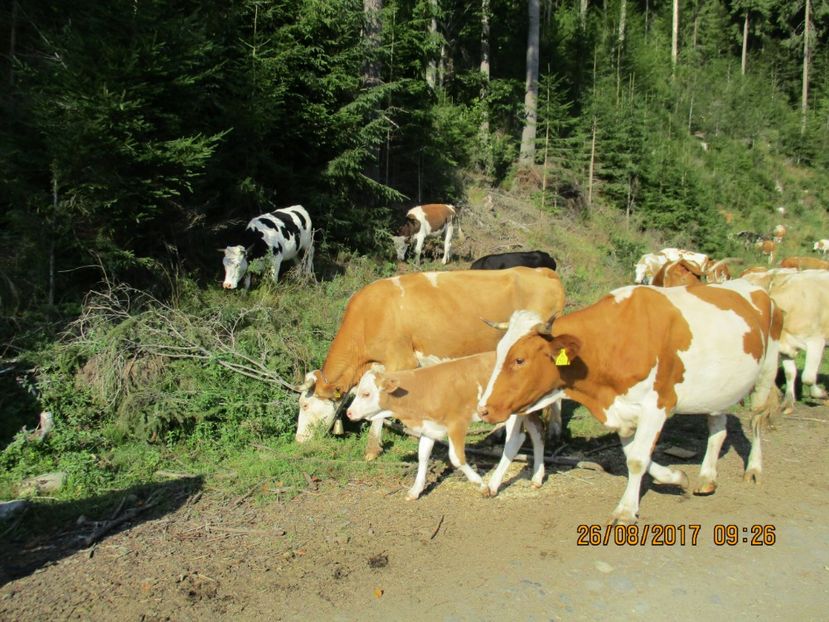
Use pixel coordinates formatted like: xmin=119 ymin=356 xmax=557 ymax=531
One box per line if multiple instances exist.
xmin=536 ymin=311 xmax=560 ymax=336
xmin=482 ymin=318 xmax=509 ymax=331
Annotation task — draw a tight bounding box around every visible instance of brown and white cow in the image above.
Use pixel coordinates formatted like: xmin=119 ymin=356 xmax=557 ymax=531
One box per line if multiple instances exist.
xmin=634 ymin=248 xmax=709 ymax=284
xmin=812 ymin=239 xmax=829 ymax=256
xmin=773 ymin=224 xmax=787 ymax=243
xmin=392 ymin=203 xmax=456 ymax=264
xmin=651 ymin=258 xmax=738 ymax=287
xmin=297 ymin=267 xmax=565 ymax=459
xmin=780 ymin=256 xmax=829 ymax=271
xmin=755 ymin=239 xmax=777 ymax=264
xmin=741 ymin=269 xmax=829 ymax=411
xmin=477 ymin=281 xmax=782 ymax=525
xmin=346 ymin=352 xmax=547 ymax=499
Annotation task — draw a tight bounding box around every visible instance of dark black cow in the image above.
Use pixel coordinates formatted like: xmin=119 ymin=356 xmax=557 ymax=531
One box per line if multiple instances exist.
xmin=221 ymin=205 xmax=314 ymax=289
xmin=470 ymin=250 xmax=557 ymax=271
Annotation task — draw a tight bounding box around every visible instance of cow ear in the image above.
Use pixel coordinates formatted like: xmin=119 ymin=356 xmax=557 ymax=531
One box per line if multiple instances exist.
xmin=379 ymin=375 xmax=400 ymax=394
xmin=549 ymin=335 xmax=581 ymax=366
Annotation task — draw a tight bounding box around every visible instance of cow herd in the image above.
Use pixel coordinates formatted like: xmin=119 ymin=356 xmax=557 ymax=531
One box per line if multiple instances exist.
xmin=222 ymin=204 xmax=829 ymax=525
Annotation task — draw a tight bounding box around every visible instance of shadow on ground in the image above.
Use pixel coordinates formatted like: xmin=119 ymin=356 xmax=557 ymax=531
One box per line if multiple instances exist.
xmin=0 ymin=476 xmax=203 ymax=586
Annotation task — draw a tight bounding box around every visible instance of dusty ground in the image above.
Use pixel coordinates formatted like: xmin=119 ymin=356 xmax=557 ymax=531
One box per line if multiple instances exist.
xmin=2 ymin=401 xmax=828 ymax=621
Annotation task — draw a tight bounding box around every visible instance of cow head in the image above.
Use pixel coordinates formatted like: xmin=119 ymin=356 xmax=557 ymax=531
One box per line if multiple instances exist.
xmin=346 ymin=370 xmax=394 ymax=422
xmin=391 ymin=235 xmax=409 ymax=261
xmin=478 ymin=310 xmax=581 ymax=424
xmin=222 ymin=245 xmax=249 ymax=289
xmin=296 ymin=370 xmax=340 ymax=442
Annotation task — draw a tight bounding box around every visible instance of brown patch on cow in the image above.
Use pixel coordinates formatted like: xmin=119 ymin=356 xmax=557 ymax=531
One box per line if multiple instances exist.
xmin=687 ymin=286 xmax=769 ymax=361
xmin=652 ymin=260 xmax=703 ymax=288
xmin=316 ymin=267 xmax=565 ymax=399
xmin=419 ymin=204 xmax=455 ymax=231
xmin=780 ymin=256 xmax=829 ymax=271
xmin=557 ymin=288 xmax=691 ymax=416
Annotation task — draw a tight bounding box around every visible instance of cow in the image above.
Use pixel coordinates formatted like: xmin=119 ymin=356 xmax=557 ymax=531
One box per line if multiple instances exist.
xmin=780 ymin=256 xmax=829 ymax=271
xmin=733 ymin=230 xmax=763 ymax=248
xmin=476 ymin=281 xmax=782 ymax=525
xmin=221 ymin=205 xmax=314 ymax=289
xmin=470 ymin=250 xmax=557 ymax=271
xmin=633 ymin=248 xmax=709 ymax=284
xmin=296 ymin=267 xmax=566 ymax=460
xmin=345 ymin=352 xmax=547 ymax=499
xmin=755 ymin=239 xmax=776 ymax=265
xmin=651 ymin=258 xmax=739 ymax=287
xmin=392 ymin=203 xmax=456 ymax=264
xmin=773 ymin=224 xmax=787 ymax=243
xmin=741 ymin=269 xmax=829 ymax=411
xmin=813 ymin=239 xmax=829 ymax=256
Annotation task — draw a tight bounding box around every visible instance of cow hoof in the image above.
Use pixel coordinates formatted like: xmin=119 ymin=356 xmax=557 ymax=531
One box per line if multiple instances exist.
xmin=531 ymin=480 xmax=543 ymax=490
xmin=364 ymin=450 xmax=382 ymax=462
xmin=693 ymin=480 xmax=717 ymax=496
xmin=608 ymin=510 xmax=638 ymax=526
xmin=481 ymin=487 xmax=494 ymax=498
xmin=405 ymin=490 xmax=421 ymax=501
xmin=744 ymin=468 xmax=761 ymax=484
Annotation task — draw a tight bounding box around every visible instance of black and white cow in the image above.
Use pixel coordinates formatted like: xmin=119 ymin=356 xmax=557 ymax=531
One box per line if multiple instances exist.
xmin=470 ymin=250 xmax=557 ymax=271
xmin=221 ymin=205 xmax=314 ymax=289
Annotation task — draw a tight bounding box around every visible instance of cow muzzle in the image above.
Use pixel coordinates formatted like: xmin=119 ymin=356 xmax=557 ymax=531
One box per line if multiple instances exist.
xmin=223 ymin=282 xmax=235 ymax=289
xmin=477 ymin=404 xmax=492 ymax=422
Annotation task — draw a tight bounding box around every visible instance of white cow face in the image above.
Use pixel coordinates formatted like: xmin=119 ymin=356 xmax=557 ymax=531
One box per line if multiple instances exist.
xmin=345 ymin=371 xmax=385 ymax=421
xmin=222 ymin=245 xmax=248 ymax=289
xmin=296 ymin=371 xmax=339 ymax=442
xmin=391 ymin=236 xmax=409 ymax=261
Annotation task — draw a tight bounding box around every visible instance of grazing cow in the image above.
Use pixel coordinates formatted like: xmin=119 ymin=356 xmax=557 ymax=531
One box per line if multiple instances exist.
xmin=346 ymin=352 xmax=546 ymax=499
xmin=634 ymin=248 xmax=709 ymax=284
xmin=780 ymin=256 xmax=829 ymax=271
xmin=813 ymin=239 xmax=829 ymax=256
xmin=651 ymin=259 xmax=704 ymax=287
xmin=652 ymin=258 xmax=739 ymax=287
xmin=741 ymin=269 xmax=829 ymax=411
xmin=733 ymin=230 xmax=763 ymax=248
xmin=773 ymin=224 xmax=787 ymax=243
xmin=755 ymin=239 xmax=776 ymax=265
xmin=477 ymin=281 xmax=782 ymax=525
xmin=221 ymin=205 xmax=314 ymax=289
xmin=470 ymin=250 xmax=557 ymax=271
xmin=392 ymin=203 xmax=456 ymax=264
xmin=297 ymin=267 xmax=565 ymax=459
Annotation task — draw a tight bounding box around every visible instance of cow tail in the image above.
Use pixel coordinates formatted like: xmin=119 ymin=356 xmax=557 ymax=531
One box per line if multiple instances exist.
xmin=750 ymin=300 xmax=784 ymax=431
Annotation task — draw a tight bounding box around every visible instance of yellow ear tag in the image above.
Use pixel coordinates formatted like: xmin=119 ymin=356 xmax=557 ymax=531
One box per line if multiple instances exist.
xmin=555 ymin=349 xmax=570 ymax=366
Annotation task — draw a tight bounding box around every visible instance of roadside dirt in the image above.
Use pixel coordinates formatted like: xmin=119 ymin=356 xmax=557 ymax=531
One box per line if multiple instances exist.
xmin=2 ymin=401 xmax=828 ymax=621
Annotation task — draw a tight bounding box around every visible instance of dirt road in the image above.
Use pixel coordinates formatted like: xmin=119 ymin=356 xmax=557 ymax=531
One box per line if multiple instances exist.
xmin=2 ymin=403 xmax=828 ymax=621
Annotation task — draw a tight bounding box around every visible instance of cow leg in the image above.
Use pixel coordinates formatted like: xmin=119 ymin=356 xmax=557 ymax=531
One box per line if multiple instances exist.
xmin=802 ymin=337 xmax=827 ymax=399
xmin=364 ymin=418 xmax=384 ymax=461
xmin=243 ymin=273 xmax=252 ymax=290
xmin=406 ymin=435 xmax=436 ymax=501
xmin=441 ymin=221 xmax=454 ymax=264
xmin=745 ymin=411 xmax=765 ymax=483
xmin=270 ymin=256 xmax=283 ymax=285
xmin=610 ymin=409 xmax=667 ymax=525
xmin=695 ymin=413 xmax=727 ymax=495
xmin=523 ymin=413 xmax=546 ymax=488
xmin=781 ymin=357 xmax=798 ymax=413
xmin=413 ymin=230 xmax=426 ymax=264
xmin=446 ymin=424 xmax=485 ymax=493
xmin=485 ymin=414 xmax=526 ymax=497
xmin=544 ymin=399 xmax=562 ymax=442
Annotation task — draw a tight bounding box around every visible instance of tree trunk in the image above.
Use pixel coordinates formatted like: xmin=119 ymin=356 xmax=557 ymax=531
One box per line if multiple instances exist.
xmin=801 ymin=0 xmax=811 ymax=134
xmin=741 ymin=12 xmax=749 ymax=76
xmin=362 ymin=0 xmax=383 ymax=88
xmin=580 ymin=0 xmax=588 ymax=28
xmin=426 ymin=0 xmax=438 ymax=89
xmin=671 ymin=0 xmax=679 ymax=72
xmin=617 ymin=0 xmax=626 ymax=45
xmin=362 ymin=0 xmax=383 ymax=181
xmin=479 ymin=0 xmax=493 ymax=171
xmin=7 ymin=0 xmax=17 ymax=88
xmin=49 ymin=172 xmax=58 ymax=307
xmin=587 ymin=119 xmax=596 ymax=208
xmin=519 ymin=0 xmax=541 ymax=166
